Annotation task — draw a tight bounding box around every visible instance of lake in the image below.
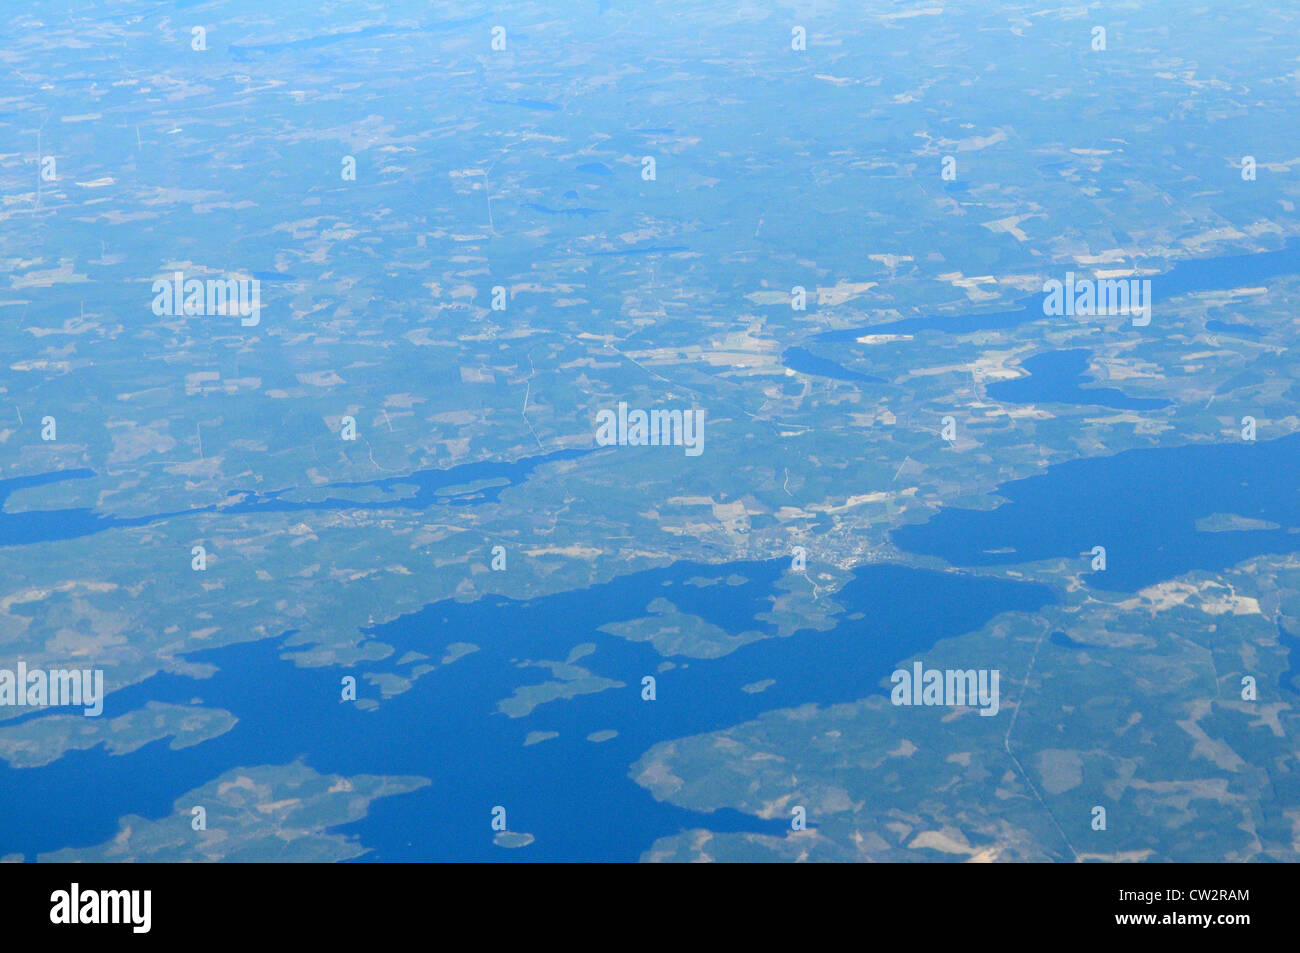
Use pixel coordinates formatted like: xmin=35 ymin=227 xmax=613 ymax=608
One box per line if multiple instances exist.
xmin=0 ymin=559 xmax=1054 ymax=861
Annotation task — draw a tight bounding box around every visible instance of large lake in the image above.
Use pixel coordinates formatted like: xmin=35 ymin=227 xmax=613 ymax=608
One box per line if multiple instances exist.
xmin=892 ymin=432 xmax=1300 ymax=592
xmin=0 ymin=558 xmax=1052 ymax=861
xmin=3 ymin=428 xmax=1298 ymax=859
xmin=2 ymin=334 xmax=1297 ymax=860
xmin=782 ymin=238 xmax=1300 ymax=383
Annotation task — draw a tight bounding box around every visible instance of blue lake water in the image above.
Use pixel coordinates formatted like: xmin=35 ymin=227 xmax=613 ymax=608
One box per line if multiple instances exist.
xmin=813 ymin=237 xmax=1300 ymax=342
xmin=783 ymin=240 xmax=1300 ymax=382
xmin=486 ymin=98 xmax=562 ymax=112
xmin=0 ymin=469 xmax=176 ymax=547
xmin=0 ymin=559 xmax=1053 ymax=862
xmin=524 ymin=202 xmax=604 ymax=218
xmin=987 ymin=349 xmax=1172 ymax=410
xmin=5 ymin=243 xmax=1299 ymax=858
xmin=4 ymin=430 xmax=1299 ymax=860
xmin=892 ymin=432 xmax=1300 ymax=592
xmin=1206 ymin=320 xmax=1264 ymax=339
xmin=0 ymin=448 xmax=590 ymax=548
xmin=1049 ymin=630 xmax=1093 ymax=651
xmin=781 ymin=346 xmax=884 ymax=383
